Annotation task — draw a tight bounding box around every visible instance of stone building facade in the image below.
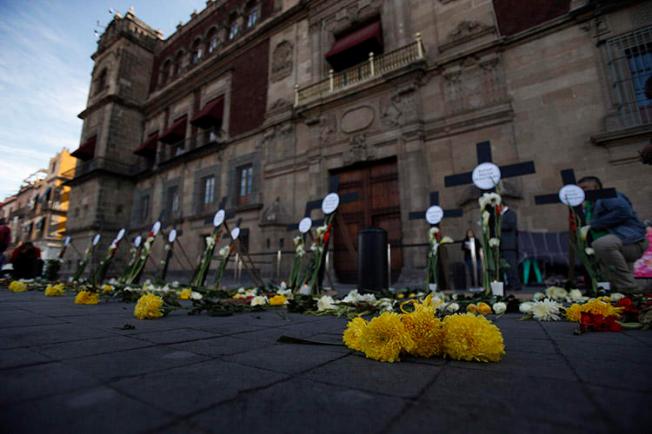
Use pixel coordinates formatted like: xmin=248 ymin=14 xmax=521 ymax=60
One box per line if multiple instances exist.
xmin=66 ymin=0 xmax=652 ymax=285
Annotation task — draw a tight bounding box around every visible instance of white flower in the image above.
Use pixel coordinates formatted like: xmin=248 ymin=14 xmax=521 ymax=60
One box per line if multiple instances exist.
xmin=190 ymin=291 xmax=203 ymax=300
xmin=377 ymin=298 xmax=394 ymax=312
xmin=428 ymin=227 xmax=439 ymax=242
xmin=276 ymin=288 xmax=293 ymax=298
xmin=293 ymin=236 xmax=302 ymax=247
xmin=580 ymin=225 xmax=590 ymax=241
xmin=298 ymin=284 xmax=312 ymax=295
xmin=545 ymin=286 xmax=568 ymax=301
xmin=296 ymin=245 xmax=305 ymax=257
xmin=492 ymin=302 xmax=507 ymax=315
xmin=316 ymin=225 xmax=328 ymax=237
xmin=519 ymin=302 xmax=533 ymax=314
xmin=531 ymin=299 xmax=562 ymax=321
xmin=446 ymin=302 xmax=460 ymax=313
xmin=205 ymin=236 xmax=216 ymax=248
xmin=533 ymin=292 xmax=546 ymax=301
xmin=219 ymin=246 xmax=230 ymax=258
xmin=482 ymin=211 xmax=491 ymax=226
xmin=171 ymin=281 xmax=180 ymax=288
xmin=585 ymin=247 xmax=595 ymax=256
xmin=279 ymin=281 xmax=287 ymax=290
xmin=250 ymin=296 xmax=268 ymax=306
xmin=317 ymin=295 xmax=337 ymax=312
xmin=488 ymin=238 xmax=500 ymax=248
xmin=610 ymin=293 xmax=625 ymax=302
xmin=569 ymin=289 xmax=585 ymax=303
xmin=440 ymin=236 xmax=453 ymax=244
xmin=487 ymin=193 xmax=502 ymax=207
xmin=478 ymin=194 xmax=490 ymax=209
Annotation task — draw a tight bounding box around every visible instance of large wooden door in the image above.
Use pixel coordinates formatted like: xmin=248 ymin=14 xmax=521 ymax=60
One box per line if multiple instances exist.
xmin=332 ymin=158 xmax=403 ymax=283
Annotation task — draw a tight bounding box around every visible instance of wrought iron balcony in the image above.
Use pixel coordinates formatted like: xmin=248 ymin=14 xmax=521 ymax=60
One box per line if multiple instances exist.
xmin=294 ymin=33 xmax=426 ymax=107
xmin=62 ymin=157 xmax=138 ymax=181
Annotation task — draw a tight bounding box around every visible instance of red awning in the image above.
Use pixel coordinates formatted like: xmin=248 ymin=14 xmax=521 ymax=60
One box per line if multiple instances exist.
xmin=191 ymin=96 xmax=224 ymax=129
xmin=160 ymin=115 xmax=187 ymax=144
xmin=71 ymin=135 xmax=97 ymax=161
xmin=325 ymin=21 xmax=382 ymax=60
xmin=134 ymin=132 xmax=159 ymax=157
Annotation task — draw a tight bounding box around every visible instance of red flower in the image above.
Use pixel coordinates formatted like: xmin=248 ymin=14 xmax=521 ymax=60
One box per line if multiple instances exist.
xmin=579 ymin=312 xmax=621 ymax=333
xmin=495 ymin=204 xmax=503 ymax=215
xmin=323 ymin=224 xmax=333 ymax=246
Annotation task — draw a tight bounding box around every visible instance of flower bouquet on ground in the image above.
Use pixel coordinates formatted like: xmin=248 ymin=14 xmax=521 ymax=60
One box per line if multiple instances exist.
xmin=133 ymin=291 xmax=183 ymax=320
xmin=576 ymin=220 xmax=601 ymax=295
xmin=94 ymin=238 xmax=121 ymax=286
xmin=122 ymin=229 xmax=158 ymax=285
xmin=214 ymin=244 xmax=234 ymax=289
xmin=424 ymin=227 xmax=453 ymax=292
xmin=341 ymin=294 xmax=505 ymax=364
xmin=305 ymin=217 xmax=334 ymax=294
xmin=190 ymin=230 xmax=223 ymax=289
xmin=72 ymin=242 xmax=94 ymax=283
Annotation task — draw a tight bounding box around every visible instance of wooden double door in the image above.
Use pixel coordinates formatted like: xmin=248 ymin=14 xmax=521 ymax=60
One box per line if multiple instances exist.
xmin=332 ymin=158 xmax=403 ymax=284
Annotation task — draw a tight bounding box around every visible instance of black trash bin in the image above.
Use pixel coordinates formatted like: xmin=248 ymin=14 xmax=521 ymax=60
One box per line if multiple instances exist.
xmin=358 ymin=227 xmax=388 ymax=293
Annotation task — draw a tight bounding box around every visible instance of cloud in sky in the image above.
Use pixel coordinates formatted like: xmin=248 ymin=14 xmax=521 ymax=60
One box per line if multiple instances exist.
xmin=0 ymin=0 xmax=205 ymax=199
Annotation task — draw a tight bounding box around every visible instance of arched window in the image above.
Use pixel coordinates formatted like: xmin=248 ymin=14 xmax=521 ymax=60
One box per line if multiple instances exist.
xmin=207 ymin=27 xmax=219 ymax=54
xmin=160 ymin=59 xmax=171 ymax=86
xmin=228 ymin=14 xmax=240 ymax=41
xmin=173 ymin=50 xmax=184 ymax=76
xmin=191 ymin=38 xmax=203 ymax=65
xmin=246 ymin=2 xmax=259 ymax=29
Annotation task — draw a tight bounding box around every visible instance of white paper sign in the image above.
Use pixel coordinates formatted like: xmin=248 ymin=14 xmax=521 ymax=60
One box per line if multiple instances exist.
xmin=213 ymin=210 xmax=225 ymax=227
xmin=472 ymin=163 xmax=501 ymax=190
xmin=298 ymin=217 xmax=312 ymax=234
xmin=322 ymin=193 xmax=340 ymax=214
xmin=115 ymin=228 xmax=126 ymax=241
xmin=425 ymin=206 xmax=444 ymax=225
xmin=134 ymin=235 xmax=142 ymax=247
xmin=92 ymin=234 xmax=101 ymax=246
xmin=151 ymin=221 xmax=161 ymax=235
xmin=559 ymin=184 xmax=585 ymax=207
xmin=64 ymin=236 xmax=71 ymax=247
xmin=231 ymin=227 xmax=240 ymax=240
xmin=168 ymin=229 xmax=177 ymax=243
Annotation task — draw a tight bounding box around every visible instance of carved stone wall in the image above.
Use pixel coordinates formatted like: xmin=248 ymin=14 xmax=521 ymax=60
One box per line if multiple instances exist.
xmin=271 ymin=40 xmax=293 ymax=82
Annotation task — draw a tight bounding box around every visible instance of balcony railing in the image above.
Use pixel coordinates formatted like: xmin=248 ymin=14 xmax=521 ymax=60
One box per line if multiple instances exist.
xmin=295 ymin=33 xmax=426 ymax=107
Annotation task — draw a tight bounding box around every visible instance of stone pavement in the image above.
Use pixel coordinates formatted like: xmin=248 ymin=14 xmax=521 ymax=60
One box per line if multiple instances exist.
xmin=0 ymin=291 xmax=650 ymax=434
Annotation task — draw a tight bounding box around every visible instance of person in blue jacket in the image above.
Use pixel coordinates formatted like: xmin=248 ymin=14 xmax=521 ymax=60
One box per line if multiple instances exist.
xmin=578 ymin=176 xmax=647 ymax=292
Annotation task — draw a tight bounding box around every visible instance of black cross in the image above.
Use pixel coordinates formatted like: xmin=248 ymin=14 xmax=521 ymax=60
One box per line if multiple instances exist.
xmin=408 ymin=191 xmax=463 ymax=225
xmin=444 ymin=141 xmax=536 ymax=188
xmin=534 ymin=169 xmax=617 ymax=207
xmin=287 ymin=175 xmax=360 ymax=231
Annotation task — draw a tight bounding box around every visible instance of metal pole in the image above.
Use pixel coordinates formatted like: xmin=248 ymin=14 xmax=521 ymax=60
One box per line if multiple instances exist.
xmin=276 ymin=249 xmax=282 ymax=280
xmin=387 ymin=243 xmax=392 ymax=289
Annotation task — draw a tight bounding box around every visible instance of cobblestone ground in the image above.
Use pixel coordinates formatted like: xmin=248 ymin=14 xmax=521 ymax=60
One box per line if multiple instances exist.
xmin=0 ymin=290 xmax=650 ymax=434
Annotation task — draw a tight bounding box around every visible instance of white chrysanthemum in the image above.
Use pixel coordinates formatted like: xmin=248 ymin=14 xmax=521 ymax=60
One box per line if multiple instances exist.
xmin=171 ymin=281 xmax=180 ymax=288
xmin=190 ymin=291 xmax=203 ymax=300
xmin=531 ymin=299 xmax=562 ymax=321
xmin=377 ymin=298 xmax=394 ymax=312
xmin=219 ymin=246 xmax=230 ymax=257
xmin=569 ymin=289 xmax=586 ymax=303
xmin=488 ymin=238 xmax=500 ymax=248
xmin=519 ymin=302 xmax=533 ymax=313
xmin=205 ymin=236 xmax=216 ymax=248
xmin=492 ymin=302 xmax=507 ymax=315
xmin=533 ymin=292 xmax=546 ymax=301
xmin=610 ymin=293 xmax=625 ymax=302
xmin=545 ymin=286 xmax=568 ymax=301
xmin=446 ymin=302 xmax=460 ymax=313
xmin=585 ymin=247 xmax=595 ymax=256
xmin=317 ymin=295 xmax=337 ymax=312
xmin=250 ymin=296 xmax=268 ymax=306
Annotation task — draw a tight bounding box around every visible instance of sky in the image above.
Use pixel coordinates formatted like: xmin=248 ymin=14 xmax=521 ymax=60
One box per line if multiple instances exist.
xmin=0 ymin=0 xmax=206 ymax=199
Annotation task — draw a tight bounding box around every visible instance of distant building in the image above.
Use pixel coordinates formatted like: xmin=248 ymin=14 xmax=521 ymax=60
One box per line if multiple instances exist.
xmin=65 ymin=0 xmax=652 ymax=284
xmin=1 ymin=149 xmax=76 ymax=260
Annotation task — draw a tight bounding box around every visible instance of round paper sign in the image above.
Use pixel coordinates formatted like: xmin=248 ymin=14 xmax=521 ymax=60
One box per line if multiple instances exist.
xmin=559 ymin=184 xmax=585 ymax=207
xmin=472 ymin=163 xmax=501 ymax=190
xmin=425 ymin=206 xmax=444 ymax=225
xmin=116 ymin=228 xmax=126 ymax=241
xmin=151 ymin=221 xmax=161 ymax=236
xmin=168 ymin=229 xmax=177 ymax=243
xmin=213 ymin=210 xmax=225 ymax=227
xmin=322 ymin=193 xmax=340 ymax=215
xmin=231 ymin=227 xmax=240 ymax=240
xmin=64 ymin=236 xmax=71 ymax=247
xmin=134 ymin=235 xmax=142 ymax=247
xmin=298 ymin=217 xmax=312 ymax=234
xmin=92 ymin=234 xmax=101 ymax=246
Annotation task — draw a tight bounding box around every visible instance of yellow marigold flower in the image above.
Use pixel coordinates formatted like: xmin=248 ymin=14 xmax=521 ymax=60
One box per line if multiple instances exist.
xmin=580 ymin=298 xmax=623 ymax=318
xmin=75 ymin=291 xmax=100 ymax=305
xmin=565 ymin=304 xmax=583 ymax=322
xmin=442 ymin=313 xmax=505 ymax=363
xmin=179 ymin=288 xmax=193 ymax=300
xmin=9 ymin=281 xmax=28 ymax=293
xmin=343 ymin=317 xmax=368 ymax=352
xmin=45 ymin=283 xmax=65 ymax=297
xmin=466 ymin=303 xmax=478 ymax=314
xmin=102 ymin=284 xmax=114 ymax=294
xmin=134 ymin=293 xmax=164 ymax=320
xmin=269 ymin=294 xmax=288 ymax=306
xmin=359 ymin=312 xmax=414 ymax=363
xmin=477 ymin=302 xmax=492 ymax=316
xmin=401 ymin=308 xmax=444 ymax=358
